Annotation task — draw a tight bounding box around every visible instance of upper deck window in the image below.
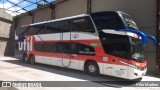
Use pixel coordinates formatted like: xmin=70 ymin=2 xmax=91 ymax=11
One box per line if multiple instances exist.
xmin=71 ymin=16 xmax=95 ymax=33
xmin=16 ymin=16 xmax=96 ymax=36
xmin=120 ymin=12 xmax=139 ymax=30
xmin=91 ymin=12 xmax=125 ymax=31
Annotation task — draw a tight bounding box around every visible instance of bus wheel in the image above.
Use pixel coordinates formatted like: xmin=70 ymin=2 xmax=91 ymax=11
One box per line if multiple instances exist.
xmin=23 ymin=54 xmax=29 ymax=63
xmin=29 ymin=55 xmax=36 ymax=65
xmin=86 ymin=61 xmax=99 ymax=76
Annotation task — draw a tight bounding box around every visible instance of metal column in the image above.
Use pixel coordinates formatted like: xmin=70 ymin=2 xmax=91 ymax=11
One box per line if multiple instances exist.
xmin=156 ymin=0 xmax=160 ymax=73
xmin=87 ymin=0 xmax=92 ymax=13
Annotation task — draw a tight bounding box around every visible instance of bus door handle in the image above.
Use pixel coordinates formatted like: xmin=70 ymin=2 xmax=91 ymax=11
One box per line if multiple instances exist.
xmin=120 ymin=69 xmax=126 ymax=71
xmin=106 ymin=67 xmax=112 ymax=69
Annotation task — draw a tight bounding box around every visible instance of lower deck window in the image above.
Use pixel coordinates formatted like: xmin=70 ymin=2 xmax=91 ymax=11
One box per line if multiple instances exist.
xmin=34 ymin=42 xmax=96 ymax=56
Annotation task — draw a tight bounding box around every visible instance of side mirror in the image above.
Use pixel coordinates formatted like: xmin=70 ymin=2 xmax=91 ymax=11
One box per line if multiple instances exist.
xmin=146 ymin=35 xmax=157 ymax=46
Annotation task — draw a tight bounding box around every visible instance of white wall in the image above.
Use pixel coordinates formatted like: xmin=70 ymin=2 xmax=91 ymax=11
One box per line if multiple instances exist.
xmin=0 ymin=9 xmax=13 ymax=56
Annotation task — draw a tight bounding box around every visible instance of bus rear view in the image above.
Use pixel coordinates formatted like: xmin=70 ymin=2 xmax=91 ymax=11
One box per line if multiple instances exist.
xmin=15 ymin=11 xmax=156 ymax=80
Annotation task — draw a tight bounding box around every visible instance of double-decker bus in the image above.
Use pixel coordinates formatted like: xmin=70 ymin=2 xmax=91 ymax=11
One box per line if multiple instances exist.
xmin=15 ymin=11 xmax=157 ymax=80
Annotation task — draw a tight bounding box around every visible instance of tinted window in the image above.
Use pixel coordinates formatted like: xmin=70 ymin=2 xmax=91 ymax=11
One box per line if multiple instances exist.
xmin=78 ymin=43 xmax=96 ymax=55
xmin=34 ymin=42 xmax=44 ymax=52
xmin=71 ymin=43 xmax=96 ymax=56
xmin=71 ymin=16 xmax=95 ymax=33
xmin=44 ymin=43 xmax=57 ymax=52
xmin=34 ymin=42 xmax=57 ymax=52
xmin=120 ymin=12 xmax=139 ymax=30
xmin=56 ymin=42 xmax=71 ymax=53
xmin=46 ymin=22 xmax=61 ymax=33
xmin=62 ymin=20 xmax=71 ymax=32
xmin=16 ymin=24 xmax=46 ymax=36
xmin=99 ymin=32 xmax=129 ymax=59
xmin=71 ymin=43 xmax=79 ymax=54
xmin=16 ymin=26 xmax=29 ymax=36
xmin=34 ymin=42 xmax=96 ymax=56
xmin=15 ymin=27 xmax=21 ymax=36
xmin=34 ymin=24 xmax=46 ymax=35
xmin=91 ymin=12 xmax=125 ymax=31
xmin=16 ymin=16 xmax=95 ymax=36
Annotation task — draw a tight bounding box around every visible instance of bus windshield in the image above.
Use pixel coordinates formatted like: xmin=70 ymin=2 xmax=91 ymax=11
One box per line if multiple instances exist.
xmin=91 ymin=12 xmax=125 ymax=31
xmin=130 ymin=37 xmax=145 ymax=62
xmin=99 ymin=33 xmax=130 ymax=59
xmin=99 ymin=32 xmax=145 ymax=62
xmin=91 ymin=12 xmax=139 ymax=31
xmin=120 ymin=12 xmax=139 ymax=30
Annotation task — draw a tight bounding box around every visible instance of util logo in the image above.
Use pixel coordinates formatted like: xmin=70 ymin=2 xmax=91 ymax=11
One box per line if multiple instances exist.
xmin=18 ymin=36 xmax=33 ymax=51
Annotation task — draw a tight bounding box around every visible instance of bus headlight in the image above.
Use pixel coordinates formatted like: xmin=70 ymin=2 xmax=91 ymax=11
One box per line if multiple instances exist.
xmin=135 ymin=65 xmax=140 ymax=69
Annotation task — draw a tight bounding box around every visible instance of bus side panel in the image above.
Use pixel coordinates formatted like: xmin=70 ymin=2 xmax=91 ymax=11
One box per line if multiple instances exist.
xmin=15 ymin=35 xmax=27 ymax=59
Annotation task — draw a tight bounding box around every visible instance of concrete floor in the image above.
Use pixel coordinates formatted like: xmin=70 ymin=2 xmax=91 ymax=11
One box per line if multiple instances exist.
xmin=0 ymin=57 xmax=160 ymax=90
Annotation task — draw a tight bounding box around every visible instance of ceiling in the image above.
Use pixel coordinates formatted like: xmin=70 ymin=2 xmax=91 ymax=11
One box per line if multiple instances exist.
xmin=0 ymin=0 xmax=53 ymax=16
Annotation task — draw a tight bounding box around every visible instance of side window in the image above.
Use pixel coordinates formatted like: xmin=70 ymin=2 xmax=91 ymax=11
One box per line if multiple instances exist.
xmin=35 ymin=24 xmax=46 ymax=34
xmin=15 ymin=27 xmax=21 ymax=36
xmin=71 ymin=43 xmax=79 ymax=54
xmin=71 ymin=16 xmax=95 ymax=33
xmin=44 ymin=43 xmax=57 ymax=52
xmin=77 ymin=43 xmax=96 ymax=56
xmin=34 ymin=43 xmax=44 ymax=52
xmin=56 ymin=42 xmax=71 ymax=54
xmin=34 ymin=42 xmax=95 ymax=56
xmin=34 ymin=42 xmax=57 ymax=53
xmin=62 ymin=20 xmax=70 ymax=32
xmin=25 ymin=24 xmax=46 ymax=35
xmin=100 ymin=33 xmax=129 ymax=58
xmin=46 ymin=22 xmax=61 ymax=34
xmin=16 ymin=26 xmax=28 ymax=36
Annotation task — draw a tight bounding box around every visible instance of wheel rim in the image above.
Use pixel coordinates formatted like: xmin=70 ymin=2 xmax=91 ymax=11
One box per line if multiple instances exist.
xmin=88 ymin=65 xmax=96 ymax=72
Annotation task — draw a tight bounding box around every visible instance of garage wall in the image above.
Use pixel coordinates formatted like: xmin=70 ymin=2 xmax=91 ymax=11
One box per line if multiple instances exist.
xmin=17 ymin=15 xmax=32 ymax=27
xmin=0 ymin=9 xmax=13 ymax=56
xmin=0 ymin=9 xmax=13 ymax=21
xmin=0 ymin=21 xmax=12 ymax=38
xmin=55 ymin=0 xmax=87 ymax=19
xmin=16 ymin=0 xmax=88 ymax=26
xmin=34 ymin=8 xmax=52 ymax=23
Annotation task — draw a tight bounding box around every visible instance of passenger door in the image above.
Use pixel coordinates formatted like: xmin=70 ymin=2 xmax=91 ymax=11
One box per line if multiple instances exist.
xmin=60 ymin=21 xmax=72 ymax=67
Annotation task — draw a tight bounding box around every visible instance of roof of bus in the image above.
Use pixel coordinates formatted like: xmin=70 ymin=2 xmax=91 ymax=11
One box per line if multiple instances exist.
xmin=30 ymin=14 xmax=88 ymax=26
xmin=21 ymin=11 xmax=121 ymax=27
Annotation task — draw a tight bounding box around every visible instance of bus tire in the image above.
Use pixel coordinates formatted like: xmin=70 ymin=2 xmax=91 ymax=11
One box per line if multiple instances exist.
xmin=29 ymin=55 xmax=36 ymax=65
xmin=86 ymin=61 xmax=99 ymax=76
xmin=23 ymin=54 xmax=29 ymax=63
